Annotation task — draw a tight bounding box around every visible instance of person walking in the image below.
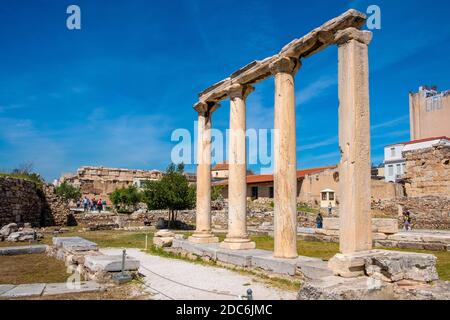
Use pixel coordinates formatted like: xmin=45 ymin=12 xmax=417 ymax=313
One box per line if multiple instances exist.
xmin=83 ymin=197 xmax=89 ymax=212
xmin=403 ymin=210 xmax=412 ymax=231
xmin=97 ymin=199 xmax=103 ymax=213
xmin=328 ymin=202 xmax=333 ymax=216
xmin=316 ymin=212 xmax=323 ymax=229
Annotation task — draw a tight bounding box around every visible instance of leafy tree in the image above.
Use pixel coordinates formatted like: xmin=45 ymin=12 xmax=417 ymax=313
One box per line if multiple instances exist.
xmin=142 ymin=163 xmax=195 ymax=227
xmin=109 ymin=186 xmax=142 ymax=214
xmin=211 ymin=185 xmax=224 ymax=202
xmin=55 ymin=182 xmax=82 ymax=202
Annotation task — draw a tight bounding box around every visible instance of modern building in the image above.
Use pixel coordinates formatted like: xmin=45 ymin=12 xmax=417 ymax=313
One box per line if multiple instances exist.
xmin=384 ymin=137 xmax=450 ymax=182
xmin=410 ymin=86 xmax=450 ymax=140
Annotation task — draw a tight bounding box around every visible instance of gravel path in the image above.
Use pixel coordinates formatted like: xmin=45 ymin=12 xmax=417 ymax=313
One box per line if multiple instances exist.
xmin=101 ymin=248 xmax=297 ymax=300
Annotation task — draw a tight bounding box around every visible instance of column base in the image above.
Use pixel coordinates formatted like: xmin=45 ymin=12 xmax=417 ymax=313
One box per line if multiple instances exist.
xmin=188 ymin=233 xmax=219 ymax=244
xmin=220 ymin=239 xmax=256 ymax=250
xmin=328 ymin=250 xmax=379 ymax=278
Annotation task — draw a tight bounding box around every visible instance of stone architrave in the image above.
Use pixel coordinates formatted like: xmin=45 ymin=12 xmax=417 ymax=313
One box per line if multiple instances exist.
xmin=270 ymin=57 xmax=301 ymax=259
xmin=221 ymin=84 xmax=256 ymax=250
xmin=189 ymin=104 xmax=219 ymax=244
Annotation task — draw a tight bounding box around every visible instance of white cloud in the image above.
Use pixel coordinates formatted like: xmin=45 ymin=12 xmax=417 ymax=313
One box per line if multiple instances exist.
xmin=297 ymin=75 xmax=337 ymax=105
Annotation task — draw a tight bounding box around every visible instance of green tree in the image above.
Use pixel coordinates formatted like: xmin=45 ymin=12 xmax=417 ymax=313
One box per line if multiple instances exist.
xmin=109 ymin=186 xmax=142 ymax=214
xmin=55 ymin=182 xmax=82 ymax=202
xmin=142 ymin=163 xmax=195 ymax=227
xmin=211 ymin=185 xmax=224 ymax=201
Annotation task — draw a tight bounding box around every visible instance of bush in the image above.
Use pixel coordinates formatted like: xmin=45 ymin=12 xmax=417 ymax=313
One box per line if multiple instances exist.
xmin=110 ymin=186 xmax=142 ymax=214
xmin=55 ymin=182 xmax=82 ymax=202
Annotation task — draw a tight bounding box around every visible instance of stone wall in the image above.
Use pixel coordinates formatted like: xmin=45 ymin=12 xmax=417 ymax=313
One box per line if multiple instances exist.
xmin=404 ymin=145 xmax=450 ymax=198
xmin=0 ymin=177 xmax=43 ymax=227
xmin=0 ymin=177 xmax=71 ymax=228
xmin=372 ymin=196 xmax=450 ymax=230
xmin=59 ymin=166 xmax=163 ymax=203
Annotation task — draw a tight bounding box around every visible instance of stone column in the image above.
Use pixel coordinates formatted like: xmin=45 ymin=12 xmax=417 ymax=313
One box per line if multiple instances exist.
xmin=221 ymin=84 xmax=256 ymax=250
xmin=270 ymin=57 xmax=301 ymax=259
xmin=189 ymin=104 xmax=219 ymax=244
xmin=328 ymin=28 xmax=374 ymax=277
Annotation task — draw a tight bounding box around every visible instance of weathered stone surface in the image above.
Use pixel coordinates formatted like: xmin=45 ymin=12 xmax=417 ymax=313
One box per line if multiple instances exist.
xmin=372 ymin=219 xmax=398 ymax=234
xmin=153 ymin=237 xmax=173 ymax=248
xmin=53 ymin=237 xmax=98 ymax=252
xmin=6 ymin=229 xmax=43 ymax=242
xmin=0 ymin=223 xmax=18 ymax=237
xmin=1 ymin=283 xmax=46 ymax=298
xmin=84 ymin=255 xmax=140 ymax=272
xmin=251 ymin=254 xmax=297 ymax=276
xmin=298 ymin=276 xmax=393 ymax=300
xmin=0 ymin=285 xmax=15 ymax=295
xmin=0 ymin=245 xmax=47 ymax=256
xmin=42 ymin=281 xmax=106 ymax=296
xmin=364 ymin=250 xmax=438 ymax=283
xmin=328 ymin=251 xmax=379 ymax=278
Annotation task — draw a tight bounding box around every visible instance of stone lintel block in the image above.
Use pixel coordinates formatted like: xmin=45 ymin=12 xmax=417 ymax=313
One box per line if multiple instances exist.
xmin=388 ymin=234 xmax=423 ymax=242
xmin=323 ymin=218 xmax=340 ymax=230
xmin=422 ymin=235 xmax=450 ymax=245
xmin=216 ymin=251 xmax=252 ymax=267
xmin=372 ymin=219 xmax=399 ymax=234
xmin=0 ymin=245 xmax=48 ymax=256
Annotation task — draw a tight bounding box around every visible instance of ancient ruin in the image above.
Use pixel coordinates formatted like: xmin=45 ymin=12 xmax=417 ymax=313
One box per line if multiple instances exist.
xmin=190 ymin=9 xmax=371 ymax=263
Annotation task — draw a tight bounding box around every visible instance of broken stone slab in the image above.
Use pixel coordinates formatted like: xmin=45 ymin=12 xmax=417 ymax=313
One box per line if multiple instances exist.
xmin=372 ymin=219 xmax=399 ymax=234
xmin=388 ymin=233 xmax=424 ymax=242
xmin=84 ymin=255 xmax=140 ymax=272
xmin=53 ymin=237 xmax=98 ymax=252
xmin=296 ymin=257 xmax=334 ymax=280
xmin=1 ymin=283 xmax=46 ymax=298
xmin=0 ymin=245 xmax=48 ymax=256
xmin=6 ymin=230 xmax=43 ymax=242
xmin=364 ymin=250 xmax=439 ymax=283
xmin=0 ymin=285 xmax=15 ymax=295
xmin=216 ymin=249 xmax=267 ymax=268
xmin=42 ymin=281 xmax=106 ymax=296
xmin=153 ymin=237 xmax=173 ymax=248
xmin=328 ymin=251 xmax=382 ymax=278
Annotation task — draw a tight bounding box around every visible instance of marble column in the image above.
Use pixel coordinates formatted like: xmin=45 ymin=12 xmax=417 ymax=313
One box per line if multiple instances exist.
xmin=189 ymin=105 xmax=219 ymax=244
xmin=221 ymin=84 xmax=256 ymax=250
xmin=270 ymin=57 xmax=301 ymax=259
xmin=328 ymin=28 xmax=373 ymax=277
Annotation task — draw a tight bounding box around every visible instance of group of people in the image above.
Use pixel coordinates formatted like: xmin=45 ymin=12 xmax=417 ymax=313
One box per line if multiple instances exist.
xmin=76 ymin=197 xmax=107 ymax=213
xmin=315 ymin=202 xmax=333 ymax=229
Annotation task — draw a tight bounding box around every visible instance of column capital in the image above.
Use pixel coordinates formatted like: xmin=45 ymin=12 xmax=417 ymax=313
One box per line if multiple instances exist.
xmin=194 ymin=101 xmax=220 ymax=115
xmin=227 ymin=84 xmax=254 ymax=100
xmin=334 ymin=27 xmax=373 ymax=46
xmin=269 ymin=57 xmax=301 ymax=76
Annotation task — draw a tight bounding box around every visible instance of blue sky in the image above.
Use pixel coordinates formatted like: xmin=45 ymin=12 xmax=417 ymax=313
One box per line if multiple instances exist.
xmin=0 ymin=0 xmax=449 ymax=181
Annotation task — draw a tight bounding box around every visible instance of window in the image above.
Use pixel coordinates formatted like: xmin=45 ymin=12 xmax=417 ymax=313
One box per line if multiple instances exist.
xmin=402 ymin=163 xmax=406 ymax=173
xmin=388 ymin=165 xmax=394 ymax=176
xmin=322 ymin=193 xmax=327 ymax=201
xmin=269 ymin=187 xmax=274 ymax=199
xmin=251 ymin=186 xmax=259 ymax=199
xmin=390 ymin=148 xmax=396 ymax=157
xmin=329 ymin=192 xmax=335 ymax=201
xmin=396 ymin=164 xmax=401 ymax=174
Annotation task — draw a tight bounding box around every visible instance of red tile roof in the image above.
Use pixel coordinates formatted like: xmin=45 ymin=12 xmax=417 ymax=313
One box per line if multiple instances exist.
xmin=386 ymin=136 xmax=449 ymax=147
xmin=215 ymin=165 xmax=337 ymax=186
xmin=212 ymin=162 xmax=228 ymax=171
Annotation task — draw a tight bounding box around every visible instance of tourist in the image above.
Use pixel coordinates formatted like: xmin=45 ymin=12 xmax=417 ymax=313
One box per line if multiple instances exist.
xmin=83 ymin=197 xmax=89 ymax=212
xmin=403 ymin=210 xmax=412 ymax=231
xmin=102 ymin=200 xmax=107 ymax=212
xmin=316 ymin=213 xmax=323 ymax=229
xmin=97 ymin=199 xmax=103 ymax=213
xmin=328 ymin=202 xmax=333 ymax=216
xmin=91 ymin=198 xmax=97 ymax=212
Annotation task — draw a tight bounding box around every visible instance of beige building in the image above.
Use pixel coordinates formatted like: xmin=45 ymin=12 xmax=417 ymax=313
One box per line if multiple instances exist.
xmin=58 ymin=166 xmax=163 ymax=203
xmin=410 ymin=86 xmax=450 ymax=141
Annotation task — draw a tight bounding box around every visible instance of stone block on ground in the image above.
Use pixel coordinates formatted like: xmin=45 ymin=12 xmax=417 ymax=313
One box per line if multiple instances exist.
xmin=84 ymin=255 xmax=140 ymax=272
xmin=323 ymin=218 xmax=340 ymax=230
xmin=0 ymin=245 xmax=47 ymax=256
xmin=153 ymin=237 xmax=173 ymax=248
xmin=0 ymin=223 xmax=18 ymax=237
xmin=0 ymin=283 xmax=46 ymax=298
xmin=53 ymin=237 xmax=98 ymax=252
xmin=372 ymin=218 xmax=398 ymax=234
xmin=364 ymin=250 xmax=438 ymax=283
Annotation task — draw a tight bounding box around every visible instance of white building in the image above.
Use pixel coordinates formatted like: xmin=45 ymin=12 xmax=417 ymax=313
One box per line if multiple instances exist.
xmin=384 ymin=136 xmax=450 ymax=182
